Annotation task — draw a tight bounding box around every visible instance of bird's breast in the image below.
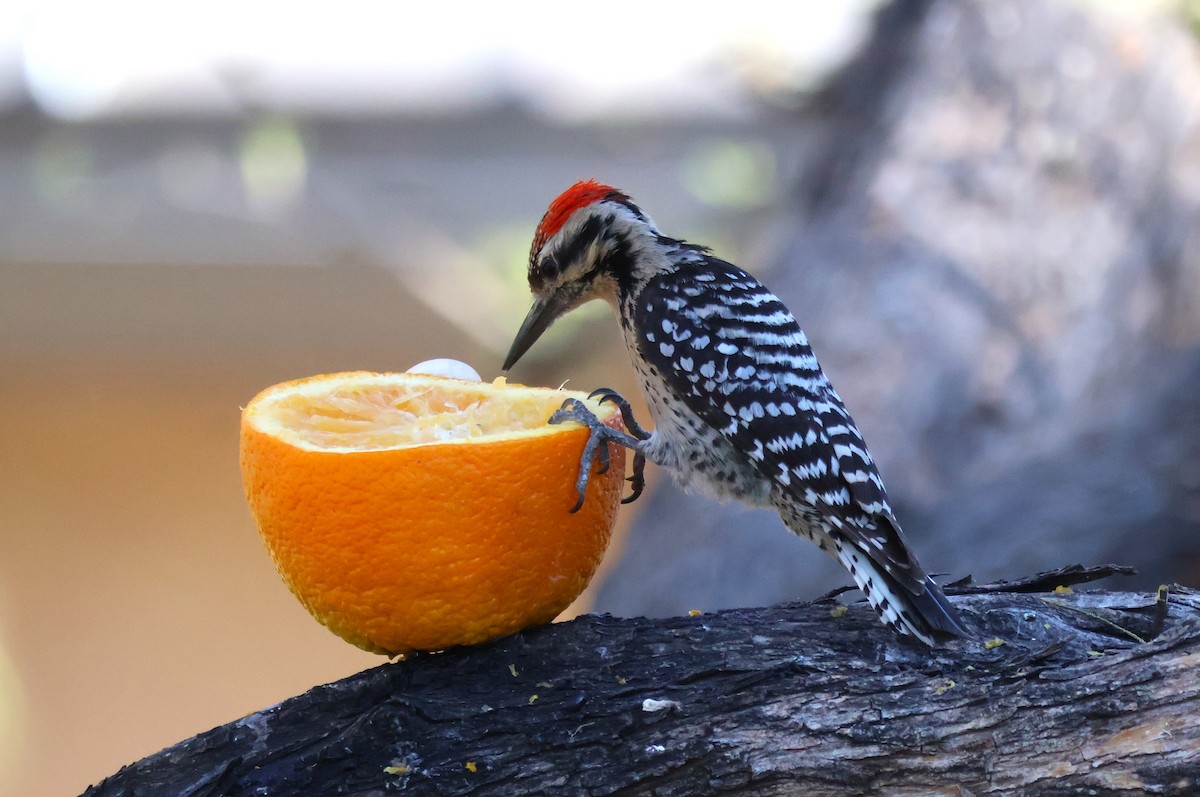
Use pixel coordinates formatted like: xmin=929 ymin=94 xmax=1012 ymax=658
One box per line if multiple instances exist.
xmin=622 ymin=325 xmax=774 ymax=505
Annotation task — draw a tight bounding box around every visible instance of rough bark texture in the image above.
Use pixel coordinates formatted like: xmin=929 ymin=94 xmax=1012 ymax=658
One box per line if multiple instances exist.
xmin=82 ymin=571 xmax=1200 ymax=797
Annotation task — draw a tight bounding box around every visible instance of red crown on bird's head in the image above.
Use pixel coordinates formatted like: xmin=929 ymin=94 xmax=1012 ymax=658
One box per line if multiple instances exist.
xmin=531 ymin=179 xmax=623 ymax=260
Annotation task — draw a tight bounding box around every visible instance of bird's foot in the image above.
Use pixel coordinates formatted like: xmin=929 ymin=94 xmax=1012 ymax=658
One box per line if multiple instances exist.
xmin=587 ymin=387 xmax=652 ymax=440
xmin=587 ymin=388 xmax=650 ymax=505
xmin=550 ymin=395 xmax=649 ymax=512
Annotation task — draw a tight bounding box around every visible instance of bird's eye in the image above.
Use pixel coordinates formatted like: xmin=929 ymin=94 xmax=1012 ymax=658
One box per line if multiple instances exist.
xmin=535 ymin=254 xmax=560 ymax=286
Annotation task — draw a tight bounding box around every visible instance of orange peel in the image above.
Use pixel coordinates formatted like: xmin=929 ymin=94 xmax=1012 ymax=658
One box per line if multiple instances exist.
xmin=239 ymin=371 xmax=625 ymax=654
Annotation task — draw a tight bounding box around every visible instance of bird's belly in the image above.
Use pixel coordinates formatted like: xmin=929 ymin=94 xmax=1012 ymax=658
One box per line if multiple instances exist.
xmin=633 ymin=374 xmax=773 ymax=505
xmin=646 ymin=429 xmax=772 ymax=503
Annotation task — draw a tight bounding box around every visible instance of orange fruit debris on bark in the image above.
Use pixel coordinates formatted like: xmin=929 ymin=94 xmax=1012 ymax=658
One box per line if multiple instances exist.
xmin=239 ymin=371 xmax=626 ymax=655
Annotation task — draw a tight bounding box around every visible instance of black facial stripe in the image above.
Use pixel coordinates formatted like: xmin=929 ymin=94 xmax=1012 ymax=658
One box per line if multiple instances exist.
xmin=553 ymin=213 xmax=605 ymax=273
xmin=603 ymin=231 xmax=637 ymax=294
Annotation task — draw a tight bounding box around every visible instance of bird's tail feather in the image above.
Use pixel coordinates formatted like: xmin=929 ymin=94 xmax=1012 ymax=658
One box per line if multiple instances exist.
xmin=835 ymin=543 xmax=968 ymax=646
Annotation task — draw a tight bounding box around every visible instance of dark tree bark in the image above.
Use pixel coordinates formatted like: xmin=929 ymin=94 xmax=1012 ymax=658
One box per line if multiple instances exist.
xmin=82 ymin=568 xmax=1199 ymax=797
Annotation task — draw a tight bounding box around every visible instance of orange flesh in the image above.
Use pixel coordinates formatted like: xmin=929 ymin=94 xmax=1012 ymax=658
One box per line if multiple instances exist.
xmin=255 ymin=376 xmax=582 ymax=450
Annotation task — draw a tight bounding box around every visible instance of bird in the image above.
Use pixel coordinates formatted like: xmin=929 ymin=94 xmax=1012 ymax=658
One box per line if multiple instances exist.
xmin=502 ymin=179 xmax=967 ymax=646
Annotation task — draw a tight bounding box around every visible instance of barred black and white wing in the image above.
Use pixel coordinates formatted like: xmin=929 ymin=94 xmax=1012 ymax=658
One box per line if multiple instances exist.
xmin=632 ymin=258 xmax=965 ymax=642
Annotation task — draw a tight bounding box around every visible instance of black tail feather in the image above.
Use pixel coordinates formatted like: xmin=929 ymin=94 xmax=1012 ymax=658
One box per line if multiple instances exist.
xmin=836 ymin=541 xmax=969 ymax=645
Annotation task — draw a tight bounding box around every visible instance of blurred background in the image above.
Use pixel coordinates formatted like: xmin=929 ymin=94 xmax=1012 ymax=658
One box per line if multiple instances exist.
xmin=3 ymin=0 xmax=1200 ymax=794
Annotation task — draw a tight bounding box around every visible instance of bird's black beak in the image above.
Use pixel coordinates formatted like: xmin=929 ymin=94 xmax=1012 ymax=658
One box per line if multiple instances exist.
xmin=503 ymin=294 xmax=565 ymax=371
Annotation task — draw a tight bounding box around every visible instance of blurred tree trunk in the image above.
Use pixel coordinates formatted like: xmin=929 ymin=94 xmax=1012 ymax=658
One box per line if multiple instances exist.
xmin=82 ymin=570 xmax=1200 ymax=797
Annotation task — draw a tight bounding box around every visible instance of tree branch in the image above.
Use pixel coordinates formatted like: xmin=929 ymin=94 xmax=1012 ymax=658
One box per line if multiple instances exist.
xmin=82 ymin=576 xmax=1200 ymax=796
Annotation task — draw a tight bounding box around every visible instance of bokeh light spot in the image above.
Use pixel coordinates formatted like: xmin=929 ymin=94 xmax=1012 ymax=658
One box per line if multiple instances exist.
xmin=21 ymin=10 xmax=125 ymax=120
xmin=239 ymin=118 xmax=308 ymax=214
xmin=680 ymin=139 xmax=776 ymax=209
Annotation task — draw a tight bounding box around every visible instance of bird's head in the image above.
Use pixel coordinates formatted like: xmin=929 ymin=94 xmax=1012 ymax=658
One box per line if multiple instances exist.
xmin=503 ymin=179 xmax=658 ymax=371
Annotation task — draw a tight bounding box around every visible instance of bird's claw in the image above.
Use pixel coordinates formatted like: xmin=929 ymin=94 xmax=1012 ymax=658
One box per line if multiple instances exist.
xmin=587 ymin=388 xmax=649 ymax=505
xmin=550 ymin=395 xmax=647 ymax=513
xmin=588 ymin=387 xmax=652 ymax=440
xmin=622 ymin=451 xmax=647 ymax=505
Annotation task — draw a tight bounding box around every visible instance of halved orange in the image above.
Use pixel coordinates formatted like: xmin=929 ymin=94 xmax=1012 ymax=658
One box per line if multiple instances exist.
xmin=239 ymin=371 xmax=626 ymax=655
